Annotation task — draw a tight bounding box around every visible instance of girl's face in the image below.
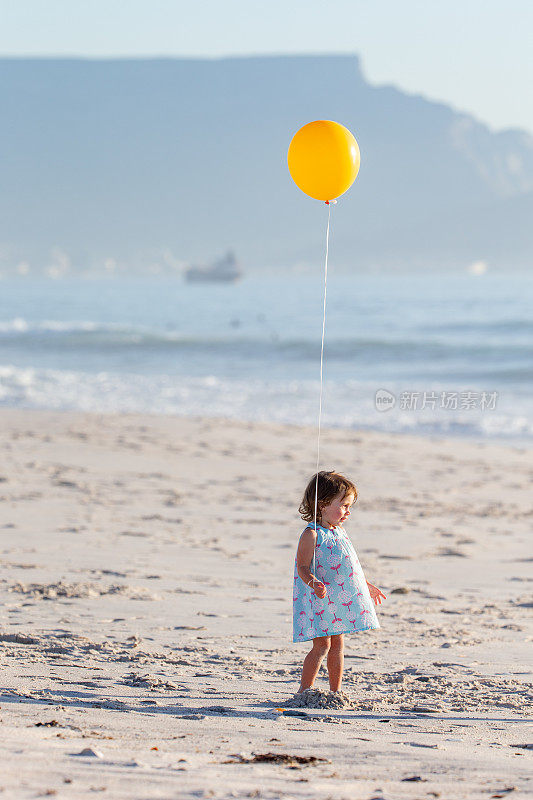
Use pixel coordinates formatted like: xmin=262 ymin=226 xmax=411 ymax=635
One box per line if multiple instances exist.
xmin=320 ymin=490 xmax=355 ymax=527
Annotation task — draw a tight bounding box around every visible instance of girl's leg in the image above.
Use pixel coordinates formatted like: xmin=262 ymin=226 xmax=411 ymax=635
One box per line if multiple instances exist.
xmin=327 ymin=633 xmax=344 ymax=692
xmin=297 ymin=636 xmax=330 ymax=692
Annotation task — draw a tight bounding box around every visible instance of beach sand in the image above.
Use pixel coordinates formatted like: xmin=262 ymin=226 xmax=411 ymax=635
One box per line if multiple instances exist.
xmin=0 ymin=408 xmax=531 ymax=799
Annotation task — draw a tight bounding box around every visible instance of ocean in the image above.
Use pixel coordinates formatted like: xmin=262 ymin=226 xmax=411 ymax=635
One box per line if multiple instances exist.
xmin=1 ymin=271 xmax=532 ymax=444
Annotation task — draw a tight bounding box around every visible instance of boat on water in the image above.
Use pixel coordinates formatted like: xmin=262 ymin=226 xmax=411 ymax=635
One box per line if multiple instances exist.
xmin=184 ymin=250 xmax=243 ymax=283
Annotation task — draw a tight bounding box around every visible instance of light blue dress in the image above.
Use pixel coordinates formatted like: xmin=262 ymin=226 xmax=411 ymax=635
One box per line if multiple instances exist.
xmin=293 ymin=522 xmax=380 ymax=643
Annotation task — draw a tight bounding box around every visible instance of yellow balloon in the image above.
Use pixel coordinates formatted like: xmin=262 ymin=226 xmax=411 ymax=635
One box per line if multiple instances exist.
xmin=287 ymin=120 xmax=360 ymax=202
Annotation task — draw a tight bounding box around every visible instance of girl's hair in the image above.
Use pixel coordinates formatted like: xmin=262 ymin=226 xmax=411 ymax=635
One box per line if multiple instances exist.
xmin=299 ymin=470 xmax=357 ymax=522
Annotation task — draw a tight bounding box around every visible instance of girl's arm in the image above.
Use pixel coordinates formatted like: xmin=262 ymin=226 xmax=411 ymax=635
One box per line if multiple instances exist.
xmin=296 ymin=527 xmax=325 ymax=596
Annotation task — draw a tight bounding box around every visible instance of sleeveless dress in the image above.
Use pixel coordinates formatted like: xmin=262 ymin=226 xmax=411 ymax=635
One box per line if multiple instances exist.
xmin=292 ymin=522 xmax=380 ymax=642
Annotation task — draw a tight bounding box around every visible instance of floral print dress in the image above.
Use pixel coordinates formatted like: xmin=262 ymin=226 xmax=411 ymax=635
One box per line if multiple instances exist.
xmin=293 ymin=522 xmax=380 ymax=643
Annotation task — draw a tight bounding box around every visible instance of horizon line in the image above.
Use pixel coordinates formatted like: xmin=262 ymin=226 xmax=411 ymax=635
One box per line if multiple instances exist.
xmin=0 ymin=51 xmax=360 ymax=61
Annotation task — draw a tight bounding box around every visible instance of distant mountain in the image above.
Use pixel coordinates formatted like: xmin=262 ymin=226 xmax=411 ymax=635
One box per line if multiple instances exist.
xmin=1 ymin=55 xmax=532 ymax=273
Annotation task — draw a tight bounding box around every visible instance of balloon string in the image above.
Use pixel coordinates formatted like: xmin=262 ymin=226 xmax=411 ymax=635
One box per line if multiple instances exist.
xmin=312 ymin=200 xmax=332 ymax=581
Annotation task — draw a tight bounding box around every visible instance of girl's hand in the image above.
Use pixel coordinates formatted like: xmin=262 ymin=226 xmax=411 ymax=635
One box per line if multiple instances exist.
xmin=312 ymin=580 xmax=327 ymax=599
xmin=367 ymin=582 xmax=386 ymax=605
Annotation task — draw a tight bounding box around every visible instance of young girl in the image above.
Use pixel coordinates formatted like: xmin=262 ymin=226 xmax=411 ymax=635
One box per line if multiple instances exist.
xmin=293 ymin=470 xmax=386 ymax=693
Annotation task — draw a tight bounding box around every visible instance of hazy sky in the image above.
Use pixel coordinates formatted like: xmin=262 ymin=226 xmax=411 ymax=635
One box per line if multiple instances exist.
xmin=2 ymin=0 xmax=532 ymax=133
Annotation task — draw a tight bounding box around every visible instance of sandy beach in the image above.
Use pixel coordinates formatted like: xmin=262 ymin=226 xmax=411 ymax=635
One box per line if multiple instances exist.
xmin=1 ymin=407 xmax=531 ymax=799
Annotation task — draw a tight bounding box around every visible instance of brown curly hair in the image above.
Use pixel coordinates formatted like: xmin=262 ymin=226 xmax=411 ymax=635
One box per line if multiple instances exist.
xmin=299 ymin=470 xmax=357 ymax=523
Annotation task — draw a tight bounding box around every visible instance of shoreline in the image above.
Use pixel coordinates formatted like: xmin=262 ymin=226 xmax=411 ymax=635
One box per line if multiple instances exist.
xmin=1 ymin=404 xmax=531 ymax=451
